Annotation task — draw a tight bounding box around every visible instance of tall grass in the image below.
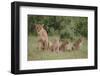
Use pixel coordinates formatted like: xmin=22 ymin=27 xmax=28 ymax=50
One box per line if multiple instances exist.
xmin=28 ymin=35 xmax=88 ymax=61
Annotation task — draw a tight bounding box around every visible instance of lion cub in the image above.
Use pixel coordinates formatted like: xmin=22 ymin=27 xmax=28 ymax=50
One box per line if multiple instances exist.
xmin=50 ymin=39 xmax=60 ymax=52
xmin=35 ymin=24 xmax=48 ymax=50
xmin=59 ymin=40 xmax=69 ymax=51
xmin=72 ymin=37 xmax=83 ymax=50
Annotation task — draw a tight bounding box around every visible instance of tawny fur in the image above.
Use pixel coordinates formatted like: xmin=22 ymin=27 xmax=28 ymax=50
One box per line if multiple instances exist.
xmin=72 ymin=38 xmax=83 ymax=50
xmin=50 ymin=39 xmax=60 ymax=52
xmin=35 ymin=24 xmax=48 ymax=50
xmin=59 ymin=40 xmax=69 ymax=51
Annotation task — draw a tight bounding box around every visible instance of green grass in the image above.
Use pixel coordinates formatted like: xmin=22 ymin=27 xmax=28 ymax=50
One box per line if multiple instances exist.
xmin=28 ymin=35 xmax=88 ymax=61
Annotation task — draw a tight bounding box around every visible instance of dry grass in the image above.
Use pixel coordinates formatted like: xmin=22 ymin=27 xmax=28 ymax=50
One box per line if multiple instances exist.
xmin=28 ymin=35 xmax=88 ymax=61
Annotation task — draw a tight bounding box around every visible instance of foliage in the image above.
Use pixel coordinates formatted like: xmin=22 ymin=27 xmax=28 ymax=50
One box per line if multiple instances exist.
xmin=28 ymin=15 xmax=88 ymax=40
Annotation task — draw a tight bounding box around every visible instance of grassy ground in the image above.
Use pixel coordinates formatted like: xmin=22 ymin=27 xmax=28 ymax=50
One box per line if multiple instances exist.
xmin=28 ymin=35 xmax=88 ymax=61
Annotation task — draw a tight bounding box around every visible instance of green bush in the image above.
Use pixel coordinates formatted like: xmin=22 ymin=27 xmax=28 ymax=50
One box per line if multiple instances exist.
xmin=28 ymin=15 xmax=88 ymax=39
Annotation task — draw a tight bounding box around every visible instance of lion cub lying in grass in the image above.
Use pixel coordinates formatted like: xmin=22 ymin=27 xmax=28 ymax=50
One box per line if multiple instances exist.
xmin=59 ymin=40 xmax=69 ymax=51
xmin=48 ymin=38 xmax=84 ymax=52
xmin=72 ymin=37 xmax=84 ymax=50
xmin=49 ymin=39 xmax=60 ymax=52
xmin=48 ymin=39 xmax=69 ymax=52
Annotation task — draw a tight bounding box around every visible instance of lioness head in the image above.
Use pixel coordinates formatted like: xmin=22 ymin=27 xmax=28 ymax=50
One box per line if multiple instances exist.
xmin=35 ymin=24 xmax=44 ymax=32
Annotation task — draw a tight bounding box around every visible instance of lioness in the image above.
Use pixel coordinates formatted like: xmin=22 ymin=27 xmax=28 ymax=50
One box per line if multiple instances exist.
xmin=35 ymin=24 xmax=48 ymax=50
